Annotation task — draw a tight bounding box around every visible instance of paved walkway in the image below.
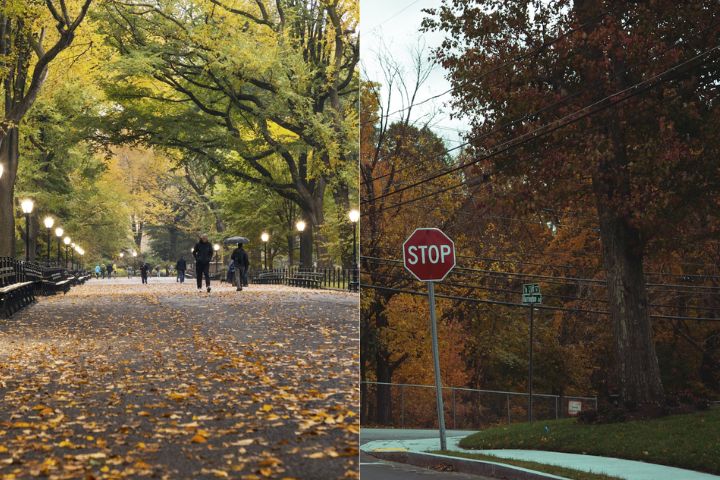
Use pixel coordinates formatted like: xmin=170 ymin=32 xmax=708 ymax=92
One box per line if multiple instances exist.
xmin=0 ymin=279 xmax=359 ymax=479
xmin=361 ymin=431 xmax=720 ymax=480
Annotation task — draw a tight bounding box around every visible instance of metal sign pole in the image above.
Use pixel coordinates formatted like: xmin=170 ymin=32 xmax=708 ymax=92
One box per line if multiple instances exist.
xmin=529 ymin=305 xmax=534 ymax=423
xmin=427 ymin=281 xmax=447 ymax=450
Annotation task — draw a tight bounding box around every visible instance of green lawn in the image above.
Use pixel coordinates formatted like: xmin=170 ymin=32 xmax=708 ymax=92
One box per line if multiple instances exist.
xmin=433 ymin=451 xmax=622 ymax=480
xmin=459 ymin=407 xmax=720 ymax=475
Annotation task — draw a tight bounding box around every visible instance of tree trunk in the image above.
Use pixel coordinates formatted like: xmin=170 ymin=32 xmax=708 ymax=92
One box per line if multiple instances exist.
xmin=333 ymin=180 xmax=353 ymax=268
xmin=300 ymin=224 xmax=313 ymax=269
xmin=360 ymin=315 xmax=369 ymax=423
xmin=298 ymin=186 xmax=325 ymax=270
xmin=287 ymin=234 xmax=295 ymax=268
xmin=375 ymin=352 xmax=393 ymax=425
xmin=132 ymin=217 xmax=143 ymax=250
xmin=0 ymin=128 xmax=19 ymax=257
xmin=168 ymin=226 xmax=178 ymax=260
xmin=596 ymin=210 xmax=664 ymax=406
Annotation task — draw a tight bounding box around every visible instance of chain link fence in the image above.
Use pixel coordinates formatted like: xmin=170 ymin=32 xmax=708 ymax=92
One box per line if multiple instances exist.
xmin=362 ymin=381 xmax=597 ymax=429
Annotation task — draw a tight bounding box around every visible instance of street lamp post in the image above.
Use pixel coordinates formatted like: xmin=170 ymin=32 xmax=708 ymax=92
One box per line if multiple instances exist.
xmin=296 ymin=220 xmax=306 ymax=270
xmin=349 ymin=209 xmax=359 ymax=291
xmin=43 ymin=216 xmax=54 ymax=263
xmin=261 ymin=232 xmax=269 ymax=270
xmin=213 ymin=243 xmax=221 ymax=278
xmin=20 ymin=199 xmax=34 ymax=262
xmin=63 ymin=236 xmax=71 ymax=270
xmin=55 ymin=227 xmax=64 ymax=265
xmin=71 ymin=243 xmax=76 ymax=270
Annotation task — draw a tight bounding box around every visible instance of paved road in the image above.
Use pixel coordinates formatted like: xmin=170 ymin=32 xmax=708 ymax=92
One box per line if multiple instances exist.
xmin=361 ymin=429 xmax=492 ymax=479
xmin=0 ymin=279 xmax=359 ymax=479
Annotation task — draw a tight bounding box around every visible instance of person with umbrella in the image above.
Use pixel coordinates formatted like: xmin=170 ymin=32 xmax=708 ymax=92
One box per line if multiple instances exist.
xmin=230 ymin=242 xmax=250 ymax=291
xmin=192 ymin=234 xmax=214 ymax=292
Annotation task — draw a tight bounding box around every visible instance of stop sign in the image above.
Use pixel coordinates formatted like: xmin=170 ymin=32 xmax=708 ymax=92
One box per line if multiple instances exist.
xmin=403 ymin=228 xmax=456 ymax=282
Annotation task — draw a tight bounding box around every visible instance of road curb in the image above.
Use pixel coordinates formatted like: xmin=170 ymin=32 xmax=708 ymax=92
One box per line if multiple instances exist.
xmin=366 ymin=450 xmax=568 ymax=480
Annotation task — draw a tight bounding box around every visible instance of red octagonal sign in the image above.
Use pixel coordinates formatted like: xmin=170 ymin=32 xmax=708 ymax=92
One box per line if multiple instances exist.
xmin=403 ymin=228 xmax=456 ymax=282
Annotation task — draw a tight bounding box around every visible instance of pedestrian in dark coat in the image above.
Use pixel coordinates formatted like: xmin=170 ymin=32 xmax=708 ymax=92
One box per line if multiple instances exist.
xmin=176 ymin=257 xmax=187 ymax=283
xmin=140 ymin=263 xmax=149 ymax=284
xmin=192 ymin=234 xmax=214 ymax=292
xmin=230 ymin=243 xmax=250 ymax=291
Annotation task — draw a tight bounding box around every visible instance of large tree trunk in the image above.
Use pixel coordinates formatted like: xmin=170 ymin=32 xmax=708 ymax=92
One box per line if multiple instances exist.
xmin=300 ymin=225 xmax=314 ymax=269
xmin=576 ymin=0 xmax=663 ymax=407
xmin=593 ymin=112 xmax=664 ymax=406
xmin=596 ymin=210 xmax=664 ymax=406
xmin=298 ymin=181 xmax=326 ymax=270
xmin=0 ymin=128 xmax=19 ymax=257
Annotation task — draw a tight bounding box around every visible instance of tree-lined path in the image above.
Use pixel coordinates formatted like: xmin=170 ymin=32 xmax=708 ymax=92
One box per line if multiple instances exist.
xmin=0 ymin=280 xmax=359 ymax=479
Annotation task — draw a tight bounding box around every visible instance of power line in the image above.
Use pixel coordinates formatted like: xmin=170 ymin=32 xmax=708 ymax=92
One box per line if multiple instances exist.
xmin=364 ymin=0 xmax=425 ymax=33
xmin=362 ymin=256 xmax=720 ymax=291
xmin=365 ymin=268 xmax=720 ymax=313
xmin=361 ymin=43 xmax=720 ymax=208
xmin=361 ymin=283 xmax=720 ymax=322
xmin=367 ymin=243 xmax=720 ymax=275
xmin=361 ymin=17 xmax=720 ymax=187
xmin=362 ymin=89 xmax=583 ymax=185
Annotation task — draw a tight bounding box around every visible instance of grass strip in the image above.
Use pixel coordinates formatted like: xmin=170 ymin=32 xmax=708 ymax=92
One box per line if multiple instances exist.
xmin=459 ymin=407 xmax=720 ymax=474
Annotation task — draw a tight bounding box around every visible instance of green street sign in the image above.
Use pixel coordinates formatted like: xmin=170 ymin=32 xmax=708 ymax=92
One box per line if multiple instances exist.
xmin=522 ymin=283 xmax=542 ymax=304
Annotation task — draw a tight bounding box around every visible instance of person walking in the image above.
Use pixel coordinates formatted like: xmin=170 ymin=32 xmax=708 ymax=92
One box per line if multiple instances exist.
xmin=230 ymin=243 xmax=249 ymax=291
xmin=226 ymin=259 xmax=235 ymax=285
xmin=140 ymin=262 xmax=149 ymax=284
xmin=107 ymin=263 xmax=114 ymax=279
xmin=176 ymin=257 xmax=187 ymax=283
xmin=192 ymin=234 xmax=214 ymax=292
xmin=94 ymin=264 xmax=101 ymax=279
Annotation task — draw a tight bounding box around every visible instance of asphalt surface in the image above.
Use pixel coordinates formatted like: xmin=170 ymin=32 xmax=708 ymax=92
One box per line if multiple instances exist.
xmin=0 ymin=279 xmax=359 ymax=479
xmin=360 ymin=429 xmax=492 ymax=479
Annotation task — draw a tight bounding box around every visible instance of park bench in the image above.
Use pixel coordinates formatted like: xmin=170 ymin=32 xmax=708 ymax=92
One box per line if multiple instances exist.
xmin=287 ymin=272 xmax=324 ymax=289
xmin=256 ymin=271 xmax=284 ymax=284
xmin=42 ymin=270 xmax=71 ymax=295
xmin=24 ymin=262 xmax=43 ymax=295
xmin=0 ymin=258 xmax=37 ymax=317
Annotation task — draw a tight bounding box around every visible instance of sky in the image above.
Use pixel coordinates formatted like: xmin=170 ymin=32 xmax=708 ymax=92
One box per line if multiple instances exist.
xmin=360 ymin=0 xmax=470 ymax=148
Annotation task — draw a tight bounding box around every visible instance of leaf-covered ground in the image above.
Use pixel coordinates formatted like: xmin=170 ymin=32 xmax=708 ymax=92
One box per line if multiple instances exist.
xmin=0 ymin=279 xmax=359 ymax=479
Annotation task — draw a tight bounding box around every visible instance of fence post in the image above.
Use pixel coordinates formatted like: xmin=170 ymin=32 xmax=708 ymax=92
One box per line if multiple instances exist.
xmin=507 ymin=393 xmax=511 ymax=425
xmin=555 ymin=396 xmax=559 ymax=420
xmin=452 ymin=388 xmax=456 ymax=429
xmin=400 ymin=384 xmax=405 ymax=429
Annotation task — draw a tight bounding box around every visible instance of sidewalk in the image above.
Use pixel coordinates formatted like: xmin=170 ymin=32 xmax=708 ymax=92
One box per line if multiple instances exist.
xmin=361 ymin=435 xmax=720 ymax=480
xmin=0 ymin=282 xmax=359 ymax=479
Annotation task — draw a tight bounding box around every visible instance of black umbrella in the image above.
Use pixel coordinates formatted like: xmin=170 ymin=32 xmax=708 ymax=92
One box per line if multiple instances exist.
xmin=223 ymin=236 xmax=250 ymax=246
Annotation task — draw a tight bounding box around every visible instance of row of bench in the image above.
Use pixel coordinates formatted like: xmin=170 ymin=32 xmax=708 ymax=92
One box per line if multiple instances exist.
xmin=0 ymin=258 xmax=91 ymax=318
xmin=255 ymin=271 xmax=326 ymax=289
